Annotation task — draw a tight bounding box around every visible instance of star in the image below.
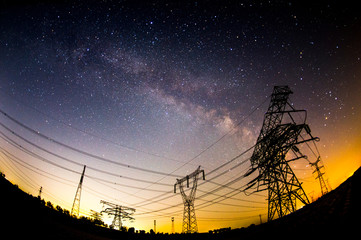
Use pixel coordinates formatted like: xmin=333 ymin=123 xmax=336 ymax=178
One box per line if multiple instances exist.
xmin=0 ymin=0 xmax=360 ymax=233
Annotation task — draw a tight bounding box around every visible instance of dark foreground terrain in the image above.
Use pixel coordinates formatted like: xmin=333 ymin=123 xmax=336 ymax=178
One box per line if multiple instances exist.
xmin=1 ymin=167 xmax=360 ymax=239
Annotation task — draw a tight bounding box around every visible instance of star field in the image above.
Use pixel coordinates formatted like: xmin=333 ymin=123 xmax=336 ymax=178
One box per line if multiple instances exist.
xmin=0 ymin=0 xmax=360 ymax=232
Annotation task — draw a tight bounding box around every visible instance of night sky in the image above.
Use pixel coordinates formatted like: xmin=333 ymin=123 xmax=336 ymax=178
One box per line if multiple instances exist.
xmin=0 ymin=1 xmax=360 ymax=233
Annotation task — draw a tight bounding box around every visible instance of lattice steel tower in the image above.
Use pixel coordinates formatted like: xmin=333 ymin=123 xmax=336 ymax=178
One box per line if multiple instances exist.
xmin=246 ymin=86 xmax=320 ymax=221
xmin=100 ymin=200 xmax=135 ymax=230
xmin=174 ymin=166 xmax=205 ymax=234
xmin=71 ymin=165 xmax=86 ymax=217
xmin=310 ymin=157 xmax=329 ymax=196
xmin=171 ymin=217 xmax=175 ymax=234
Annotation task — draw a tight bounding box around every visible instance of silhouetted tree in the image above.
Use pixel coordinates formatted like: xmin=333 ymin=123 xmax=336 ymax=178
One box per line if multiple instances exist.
xmin=46 ymin=201 xmax=54 ymax=209
xmin=56 ymin=205 xmax=63 ymax=213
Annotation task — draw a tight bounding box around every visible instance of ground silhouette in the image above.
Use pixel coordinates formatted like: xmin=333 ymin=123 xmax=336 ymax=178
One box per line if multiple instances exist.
xmin=1 ymin=167 xmax=360 ymax=239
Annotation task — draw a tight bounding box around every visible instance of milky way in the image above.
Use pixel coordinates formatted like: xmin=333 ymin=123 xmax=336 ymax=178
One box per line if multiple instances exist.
xmin=0 ymin=1 xmax=360 ymax=232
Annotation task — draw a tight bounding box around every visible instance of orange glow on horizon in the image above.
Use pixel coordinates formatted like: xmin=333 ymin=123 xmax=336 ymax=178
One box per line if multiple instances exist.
xmin=1 ymin=143 xmax=360 ymax=233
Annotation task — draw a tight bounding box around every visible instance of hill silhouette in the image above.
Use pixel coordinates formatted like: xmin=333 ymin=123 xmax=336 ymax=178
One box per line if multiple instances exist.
xmin=0 ymin=167 xmax=360 ymax=239
xmin=228 ymin=166 xmax=361 ymax=239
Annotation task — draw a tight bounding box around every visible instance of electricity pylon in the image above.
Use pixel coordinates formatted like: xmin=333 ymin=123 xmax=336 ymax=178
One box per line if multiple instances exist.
xmin=174 ymin=166 xmax=205 ymax=234
xmin=171 ymin=217 xmax=175 ymax=234
xmin=310 ymin=157 xmax=329 ymax=196
xmin=90 ymin=209 xmax=102 ymax=222
xmin=38 ymin=186 xmax=42 ymax=199
xmin=71 ymin=165 xmax=86 ymax=217
xmin=246 ymin=86 xmax=320 ymax=221
xmin=100 ymin=200 xmax=135 ymax=230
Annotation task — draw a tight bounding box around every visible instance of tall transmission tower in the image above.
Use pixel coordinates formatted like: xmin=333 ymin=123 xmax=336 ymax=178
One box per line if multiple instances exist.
xmin=174 ymin=166 xmax=205 ymax=234
xmin=38 ymin=186 xmax=42 ymax=199
xmin=171 ymin=217 xmax=175 ymax=234
xmin=100 ymin=200 xmax=135 ymax=230
xmin=246 ymin=86 xmax=320 ymax=221
xmin=310 ymin=157 xmax=329 ymax=196
xmin=90 ymin=209 xmax=102 ymax=222
xmin=71 ymin=165 xmax=86 ymax=217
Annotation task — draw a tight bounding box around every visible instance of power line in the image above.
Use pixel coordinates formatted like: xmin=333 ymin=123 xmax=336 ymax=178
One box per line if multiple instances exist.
xmin=0 ymin=148 xmax=78 ymax=188
xmin=0 ymin=131 xmax=185 ymax=214
xmin=197 ymin=213 xmax=266 ymax=222
xmin=1 ymin=127 xmax=220 ymax=217
xmin=1 ymin=150 xmax=114 ymax=215
xmin=127 ymin=137 xmax=259 ymax=209
xmin=0 ymin=153 xmax=76 ymax=212
xmin=0 ymin=109 xmax=183 ymax=177
xmin=0 ymin=154 xmax=39 ymax=191
xmin=0 ymin=88 xmax=186 ymax=165
xmin=131 ymin=96 xmax=269 ymax=194
xmin=1 ymin=88 xmax=269 ymax=219
xmin=0 ymin=94 xmax=268 ymax=198
xmin=1 ymin=148 xmax=175 ymax=216
xmin=0 ymin=125 xmax=264 ymax=221
xmin=130 ymin=153 xmax=252 ymax=209
xmin=0 ymin=126 xmax=174 ymax=187
xmin=0 ymin=147 xmax=183 ymax=221
xmin=0 ymin=96 xmax=272 ymax=222
xmin=134 ymin=166 xmax=263 ymax=217
xmin=128 ymin=147 xmax=257 ymax=210
xmin=0 ymin=133 xmax=266 ymax=230
xmin=0 ymin=123 xmax=260 ymax=206
xmin=0 ymin=132 xmax=172 ymax=194
xmin=1 ymin=144 xmax=173 ymax=220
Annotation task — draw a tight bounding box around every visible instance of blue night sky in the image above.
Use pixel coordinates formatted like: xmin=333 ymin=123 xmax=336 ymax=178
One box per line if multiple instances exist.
xmin=0 ymin=1 xmax=360 ymax=232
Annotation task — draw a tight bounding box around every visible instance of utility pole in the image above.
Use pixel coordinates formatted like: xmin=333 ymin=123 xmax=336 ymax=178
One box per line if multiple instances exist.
xmin=246 ymin=86 xmax=319 ymax=221
xmin=171 ymin=217 xmax=175 ymax=234
xmin=174 ymin=166 xmax=205 ymax=233
xmin=38 ymin=186 xmax=42 ymax=199
xmin=71 ymin=165 xmax=86 ymax=217
xmin=259 ymin=214 xmax=262 ymax=224
xmin=100 ymin=200 xmax=135 ymax=230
